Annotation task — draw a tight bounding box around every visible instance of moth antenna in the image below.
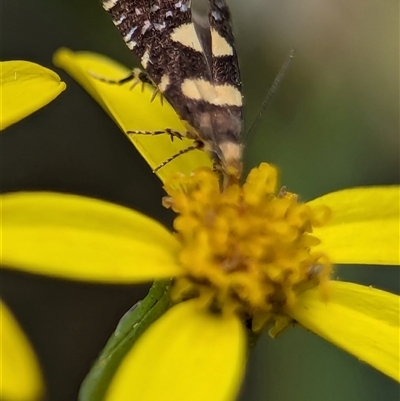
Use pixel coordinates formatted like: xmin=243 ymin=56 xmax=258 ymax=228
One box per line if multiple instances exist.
xmin=153 ymin=144 xmax=200 ymax=172
xmin=245 ymin=49 xmax=296 ymax=141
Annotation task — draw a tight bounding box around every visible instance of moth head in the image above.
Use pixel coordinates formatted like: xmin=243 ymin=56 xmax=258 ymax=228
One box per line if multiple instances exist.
xmin=219 ymin=140 xmax=243 ymax=176
xmin=204 ymin=139 xmax=243 ymax=187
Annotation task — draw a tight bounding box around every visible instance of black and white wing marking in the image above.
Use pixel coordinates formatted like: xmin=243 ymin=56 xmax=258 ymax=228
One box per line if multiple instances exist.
xmin=102 ymin=0 xmax=244 ymax=182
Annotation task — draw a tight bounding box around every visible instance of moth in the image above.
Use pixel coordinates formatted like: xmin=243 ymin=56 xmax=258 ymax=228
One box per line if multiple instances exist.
xmin=101 ymin=0 xmax=243 ymax=186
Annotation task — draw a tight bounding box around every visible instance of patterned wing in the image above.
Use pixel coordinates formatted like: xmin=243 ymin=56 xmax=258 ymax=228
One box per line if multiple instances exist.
xmin=102 ymin=1 xmax=207 ymax=89
xmin=208 ymin=0 xmax=241 ymax=90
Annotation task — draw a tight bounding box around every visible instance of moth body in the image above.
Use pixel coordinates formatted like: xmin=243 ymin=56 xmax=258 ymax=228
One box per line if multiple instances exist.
xmin=102 ymin=0 xmax=244 ymax=183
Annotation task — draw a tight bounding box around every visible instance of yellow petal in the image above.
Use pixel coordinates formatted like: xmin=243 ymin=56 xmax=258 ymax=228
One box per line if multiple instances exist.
xmin=105 ymin=300 xmax=246 ymax=401
xmin=1 ymin=192 xmax=182 ymax=282
xmin=53 ymin=48 xmax=212 ymax=182
xmin=308 ymin=186 xmax=400 ymax=265
xmin=289 ymin=281 xmax=400 ymax=382
xmin=1 ymin=301 xmax=44 ymax=401
xmin=1 ymin=61 xmax=66 ymax=130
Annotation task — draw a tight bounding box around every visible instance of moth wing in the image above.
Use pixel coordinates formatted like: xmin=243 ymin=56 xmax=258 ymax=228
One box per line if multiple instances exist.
xmin=208 ymin=0 xmax=242 ymax=90
xmin=103 ymin=1 xmax=208 ymax=85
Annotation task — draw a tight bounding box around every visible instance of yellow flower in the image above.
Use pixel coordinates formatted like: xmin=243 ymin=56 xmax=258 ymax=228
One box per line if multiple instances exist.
xmin=2 ymin=51 xmax=399 ymax=401
xmin=2 ymin=172 xmax=399 ymax=401
xmin=1 ymin=59 xmax=65 ymax=400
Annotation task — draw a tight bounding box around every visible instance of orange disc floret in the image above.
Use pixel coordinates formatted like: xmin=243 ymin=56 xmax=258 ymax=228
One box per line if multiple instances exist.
xmin=163 ymin=163 xmax=332 ymax=333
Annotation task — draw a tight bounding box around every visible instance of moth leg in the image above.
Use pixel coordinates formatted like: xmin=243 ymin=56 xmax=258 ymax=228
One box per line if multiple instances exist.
xmin=212 ymin=162 xmax=219 ymax=174
xmin=149 ymin=87 xmax=164 ymax=104
xmin=89 ymin=67 xmax=139 ymax=85
xmin=89 ymin=67 xmax=162 ymax=102
xmin=126 ymin=128 xmax=185 ymax=141
xmin=153 ymin=141 xmax=203 ymax=172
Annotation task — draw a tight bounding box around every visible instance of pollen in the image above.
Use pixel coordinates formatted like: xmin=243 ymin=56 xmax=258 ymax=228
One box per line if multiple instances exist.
xmin=163 ymin=163 xmax=332 ymax=334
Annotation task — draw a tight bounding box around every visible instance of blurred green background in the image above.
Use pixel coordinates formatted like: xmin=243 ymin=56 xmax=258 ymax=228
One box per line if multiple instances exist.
xmin=2 ymin=0 xmax=399 ymax=400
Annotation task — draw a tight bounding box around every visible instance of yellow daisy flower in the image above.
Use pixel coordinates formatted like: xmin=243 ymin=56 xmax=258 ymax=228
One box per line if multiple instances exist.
xmin=1 ymin=59 xmax=66 ymax=401
xmin=1 ymin=52 xmax=399 ymax=401
xmin=2 ymin=173 xmax=399 ymax=401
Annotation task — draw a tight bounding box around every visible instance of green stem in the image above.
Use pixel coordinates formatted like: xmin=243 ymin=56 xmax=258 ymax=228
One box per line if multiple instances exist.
xmin=78 ymin=280 xmax=172 ymax=401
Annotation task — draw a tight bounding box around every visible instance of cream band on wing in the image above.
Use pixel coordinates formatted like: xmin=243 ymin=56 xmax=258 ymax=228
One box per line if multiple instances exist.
xmin=158 ymin=74 xmax=171 ymax=93
xmin=180 ymin=78 xmax=242 ymax=107
xmin=170 ymin=23 xmax=203 ymax=53
xmin=210 ymin=28 xmax=234 ymax=57
xmin=141 ymin=49 xmax=151 ymax=69
xmin=103 ymin=0 xmax=119 ymax=11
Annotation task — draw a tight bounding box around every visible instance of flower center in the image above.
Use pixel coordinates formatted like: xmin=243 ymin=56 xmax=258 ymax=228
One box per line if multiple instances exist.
xmin=163 ymin=163 xmax=332 ymax=333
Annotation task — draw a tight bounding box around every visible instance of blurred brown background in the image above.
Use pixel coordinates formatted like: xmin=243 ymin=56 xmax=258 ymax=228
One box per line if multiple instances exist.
xmin=2 ymin=1 xmax=399 ymax=400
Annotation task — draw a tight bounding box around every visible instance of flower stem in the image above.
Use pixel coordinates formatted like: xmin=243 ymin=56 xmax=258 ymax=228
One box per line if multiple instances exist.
xmin=78 ymin=280 xmax=172 ymax=401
